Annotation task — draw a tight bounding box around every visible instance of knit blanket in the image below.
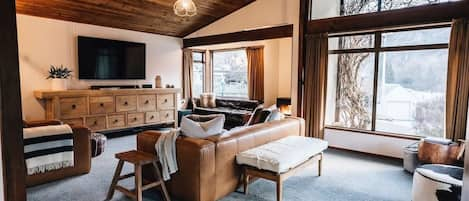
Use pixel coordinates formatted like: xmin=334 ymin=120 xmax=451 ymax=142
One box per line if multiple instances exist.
xmin=155 ymin=129 xmax=180 ymax=181
xmin=23 ymin=125 xmax=74 ymax=176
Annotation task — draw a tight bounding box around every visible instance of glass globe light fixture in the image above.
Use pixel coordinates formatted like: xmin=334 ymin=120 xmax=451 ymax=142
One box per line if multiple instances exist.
xmin=173 ymin=0 xmax=197 ymax=17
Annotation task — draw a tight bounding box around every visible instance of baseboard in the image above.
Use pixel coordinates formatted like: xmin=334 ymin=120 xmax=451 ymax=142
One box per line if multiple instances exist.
xmin=329 ymin=146 xmax=403 ymax=161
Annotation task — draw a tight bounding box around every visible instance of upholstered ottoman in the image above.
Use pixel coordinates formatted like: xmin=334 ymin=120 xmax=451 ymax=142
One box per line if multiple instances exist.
xmin=91 ymin=133 xmax=107 ymax=158
xmin=412 ymin=164 xmax=463 ymax=201
xmin=236 ymin=136 xmax=328 ymax=201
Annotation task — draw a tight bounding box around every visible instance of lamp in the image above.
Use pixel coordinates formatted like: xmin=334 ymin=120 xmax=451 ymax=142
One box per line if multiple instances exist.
xmin=277 ymin=97 xmax=292 ymax=116
xmin=173 ymin=0 xmax=197 ymax=17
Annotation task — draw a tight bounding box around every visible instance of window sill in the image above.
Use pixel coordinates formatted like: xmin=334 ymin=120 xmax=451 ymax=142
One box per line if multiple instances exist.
xmin=325 ymin=126 xmax=423 ymax=141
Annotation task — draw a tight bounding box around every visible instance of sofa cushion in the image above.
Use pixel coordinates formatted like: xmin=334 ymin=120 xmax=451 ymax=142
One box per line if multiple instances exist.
xmin=236 ymin=136 xmax=328 ymax=173
xmin=200 ymin=93 xmax=216 ymax=108
xmin=181 ymin=114 xmax=225 ymax=138
xmin=247 ymin=107 xmax=271 ymax=126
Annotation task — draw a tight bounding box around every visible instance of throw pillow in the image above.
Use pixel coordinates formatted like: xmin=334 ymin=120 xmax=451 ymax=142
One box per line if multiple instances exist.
xmin=200 ymin=93 xmax=216 ymax=108
xmin=266 ymin=105 xmax=285 ymax=122
xmin=181 ymin=114 xmax=225 ymax=138
xmin=247 ymin=107 xmax=272 ymax=126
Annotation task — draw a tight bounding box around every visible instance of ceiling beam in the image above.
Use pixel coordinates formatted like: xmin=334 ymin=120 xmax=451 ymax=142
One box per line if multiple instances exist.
xmin=183 ymin=24 xmax=293 ymax=48
xmin=307 ymin=0 xmax=469 ymax=34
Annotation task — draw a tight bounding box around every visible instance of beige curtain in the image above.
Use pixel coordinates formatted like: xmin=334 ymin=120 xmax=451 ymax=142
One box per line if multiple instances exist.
xmin=446 ymin=18 xmax=469 ymax=141
xmin=182 ymin=49 xmax=193 ymax=99
xmin=303 ymin=33 xmax=328 ymax=139
xmin=247 ymin=47 xmax=264 ymax=101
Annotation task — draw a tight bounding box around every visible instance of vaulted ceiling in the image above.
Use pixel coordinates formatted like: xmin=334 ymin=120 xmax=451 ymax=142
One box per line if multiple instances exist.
xmin=16 ymin=0 xmax=255 ymax=37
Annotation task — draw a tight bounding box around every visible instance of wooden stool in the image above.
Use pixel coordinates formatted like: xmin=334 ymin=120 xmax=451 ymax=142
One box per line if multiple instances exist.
xmin=105 ymin=150 xmax=170 ymax=201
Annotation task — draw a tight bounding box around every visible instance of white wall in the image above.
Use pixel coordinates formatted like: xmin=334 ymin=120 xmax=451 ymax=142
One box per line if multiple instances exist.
xmin=186 ymin=0 xmax=300 ymax=115
xmin=193 ymin=38 xmax=293 ymax=107
xmin=16 ymin=14 xmax=183 ymax=121
xmin=325 ymin=129 xmax=419 ymax=158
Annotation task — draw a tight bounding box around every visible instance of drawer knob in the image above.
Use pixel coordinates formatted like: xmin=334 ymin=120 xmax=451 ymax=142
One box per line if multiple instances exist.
xmin=71 ymin=104 xmax=76 ymax=109
xmin=150 ymin=115 xmax=154 ymax=119
xmin=164 ymin=99 xmax=168 ymax=103
xmin=100 ymin=103 xmax=104 ymax=107
xmin=145 ymin=100 xmax=149 ymax=104
xmin=114 ymin=119 xmax=119 ymax=123
xmin=134 ymin=117 xmax=138 ymax=121
xmin=93 ymin=121 xmax=97 ymax=125
xmin=124 ymin=101 xmax=128 ymax=105
xmin=166 ymin=113 xmax=169 ymax=117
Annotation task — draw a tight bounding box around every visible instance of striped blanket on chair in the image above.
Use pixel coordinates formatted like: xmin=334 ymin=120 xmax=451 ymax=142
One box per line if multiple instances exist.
xmin=23 ymin=124 xmax=74 ymax=175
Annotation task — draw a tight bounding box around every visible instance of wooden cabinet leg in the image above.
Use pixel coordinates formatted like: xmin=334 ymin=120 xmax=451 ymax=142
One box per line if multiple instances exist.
xmin=135 ymin=165 xmax=143 ymax=201
xmin=106 ymin=160 xmax=124 ymax=201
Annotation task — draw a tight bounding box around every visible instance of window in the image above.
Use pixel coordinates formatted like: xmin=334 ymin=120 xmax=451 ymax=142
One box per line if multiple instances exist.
xmin=212 ymin=49 xmax=248 ymax=98
xmin=309 ymin=0 xmax=460 ymax=20
xmin=192 ymin=51 xmax=205 ymax=98
xmin=326 ymin=25 xmax=451 ymax=137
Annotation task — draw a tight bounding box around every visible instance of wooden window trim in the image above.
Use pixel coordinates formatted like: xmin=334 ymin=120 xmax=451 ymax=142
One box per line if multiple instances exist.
xmin=328 ymin=25 xmax=450 ymax=138
xmin=210 ymin=48 xmax=249 ymax=99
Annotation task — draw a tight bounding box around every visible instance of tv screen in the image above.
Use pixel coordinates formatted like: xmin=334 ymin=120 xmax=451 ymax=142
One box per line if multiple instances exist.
xmin=78 ymin=36 xmax=146 ymax=80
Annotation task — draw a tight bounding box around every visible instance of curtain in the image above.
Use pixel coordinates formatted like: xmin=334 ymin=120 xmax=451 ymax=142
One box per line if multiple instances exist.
xmin=303 ymin=33 xmax=328 ymax=139
xmin=446 ymin=18 xmax=469 ymax=141
xmin=247 ymin=47 xmax=264 ymax=101
xmin=182 ymin=48 xmax=193 ymax=99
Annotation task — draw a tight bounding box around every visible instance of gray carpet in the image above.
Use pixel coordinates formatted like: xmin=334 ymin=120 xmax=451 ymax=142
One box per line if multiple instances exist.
xmin=27 ymin=135 xmax=413 ymax=201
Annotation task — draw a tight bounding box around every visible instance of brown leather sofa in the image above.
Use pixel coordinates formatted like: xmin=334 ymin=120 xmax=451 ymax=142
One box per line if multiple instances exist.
xmin=24 ymin=120 xmax=92 ymax=187
xmin=137 ymin=117 xmax=305 ymax=201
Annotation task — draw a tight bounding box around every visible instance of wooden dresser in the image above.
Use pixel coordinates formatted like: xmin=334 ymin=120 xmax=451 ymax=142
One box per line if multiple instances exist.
xmin=34 ymin=88 xmax=181 ymax=131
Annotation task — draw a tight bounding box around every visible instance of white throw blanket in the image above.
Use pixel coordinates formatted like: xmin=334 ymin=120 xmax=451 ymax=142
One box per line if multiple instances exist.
xmin=23 ymin=125 xmax=74 ymax=175
xmin=155 ymin=129 xmax=180 ymax=181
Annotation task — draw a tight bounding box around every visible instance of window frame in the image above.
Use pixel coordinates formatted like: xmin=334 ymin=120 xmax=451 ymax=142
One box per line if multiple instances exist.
xmin=326 ymin=23 xmax=451 ymax=139
xmin=192 ymin=50 xmax=206 ymax=97
xmin=210 ymin=48 xmax=249 ymax=99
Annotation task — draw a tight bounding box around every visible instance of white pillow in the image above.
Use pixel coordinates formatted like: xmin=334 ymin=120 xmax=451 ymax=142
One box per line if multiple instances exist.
xmin=181 ymin=114 xmax=225 ymax=138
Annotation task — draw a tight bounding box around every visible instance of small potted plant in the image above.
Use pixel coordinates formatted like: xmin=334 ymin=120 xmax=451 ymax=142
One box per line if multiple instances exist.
xmin=47 ymin=65 xmax=72 ymax=90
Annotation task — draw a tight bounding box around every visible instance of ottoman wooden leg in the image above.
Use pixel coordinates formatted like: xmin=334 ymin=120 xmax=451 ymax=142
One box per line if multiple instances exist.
xmin=318 ymin=153 xmax=323 ymax=176
xmin=243 ymin=171 xmax=250 ymax=195
xmin=276 ymin=177 xmax=283 ymax=201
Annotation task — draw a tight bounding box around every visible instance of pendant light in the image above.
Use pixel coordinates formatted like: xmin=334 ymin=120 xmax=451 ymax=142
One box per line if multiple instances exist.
xmin=173 ymin=0 xmax=197 ymax=17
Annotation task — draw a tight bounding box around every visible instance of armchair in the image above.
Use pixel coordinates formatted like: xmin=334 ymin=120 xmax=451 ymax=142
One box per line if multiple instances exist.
xmin=23 ymin=120 xmax=92 ymax=187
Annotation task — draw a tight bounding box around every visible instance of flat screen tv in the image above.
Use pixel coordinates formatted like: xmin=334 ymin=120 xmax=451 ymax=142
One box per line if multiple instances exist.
xmin=78 ymin=36 xmax=146 ymax=80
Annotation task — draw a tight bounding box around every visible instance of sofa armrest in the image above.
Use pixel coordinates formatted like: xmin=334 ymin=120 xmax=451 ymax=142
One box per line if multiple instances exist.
xmin=72 ymin=126 xmax=92 ymax=174
xmin=24 ymin=119 xmax=63 ymax=128
xmin=137 ymin=131 xmax=216 ymax=201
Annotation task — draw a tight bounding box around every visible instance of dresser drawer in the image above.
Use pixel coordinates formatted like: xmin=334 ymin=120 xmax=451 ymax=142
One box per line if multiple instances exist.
xmin=90 ymin=96 xmax=115 ymax=114
xmin=157 ymin=94 xmax=174 ymax=109
xmin=127 ymin=113 xmax=145 ymax=126
xmin=145 ymin=112 xmax=160 ymax=124
xmin=116 ymin=95 xmax=137 ymax=112
xmin=60 ymin=97 xmax=88 ymax=118
xmin=159 ymin=110 xmax=175 ymax=122
xmin=85 ymin=116 xmax=106 ymax=131
xmin=138 ymin=95 xmax=156 ymax=112
xmin=108 ymin=114 xmax=126 ymax=128
xmin=62 ymin=118 xmax=84 ymax=127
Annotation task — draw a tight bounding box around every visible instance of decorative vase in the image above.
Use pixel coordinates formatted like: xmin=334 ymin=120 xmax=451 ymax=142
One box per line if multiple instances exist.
xmin=155 ymin=75 xmax=162 ymax=88
xmin=51 ymin=79 xmax=68 ymax=91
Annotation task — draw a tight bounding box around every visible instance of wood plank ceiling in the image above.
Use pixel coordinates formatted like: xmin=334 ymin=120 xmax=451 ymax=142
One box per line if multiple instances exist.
xmin=16 ymin=0 xmax=255 ymax=37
